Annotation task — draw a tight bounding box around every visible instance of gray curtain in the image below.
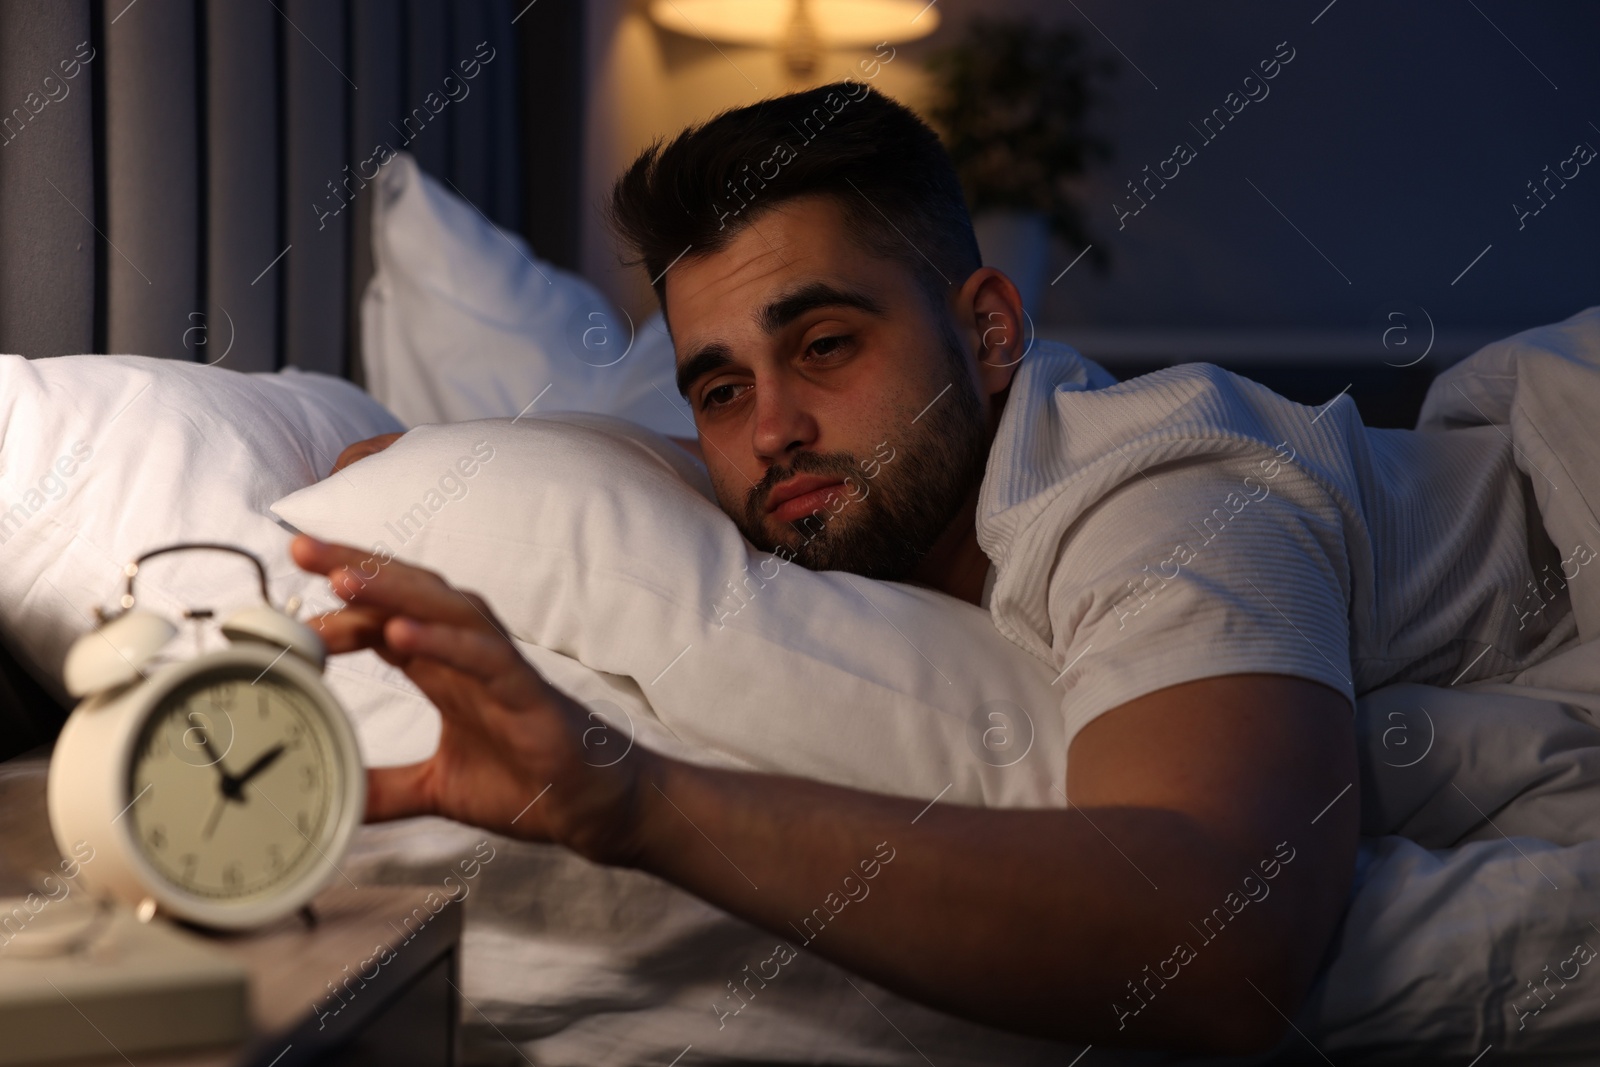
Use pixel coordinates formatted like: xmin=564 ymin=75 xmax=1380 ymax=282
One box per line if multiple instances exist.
xmin=0 ymin=0 xmax=546 ymax=378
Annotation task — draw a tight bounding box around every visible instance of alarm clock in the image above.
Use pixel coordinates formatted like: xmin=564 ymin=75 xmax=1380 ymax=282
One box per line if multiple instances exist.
xmin=48 ymin=543 xmax=365 ymax=931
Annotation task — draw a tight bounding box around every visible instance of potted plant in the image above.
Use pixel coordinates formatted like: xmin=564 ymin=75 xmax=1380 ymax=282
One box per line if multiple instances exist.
xmin=925 ymin=18 xmax=1114 ymax=316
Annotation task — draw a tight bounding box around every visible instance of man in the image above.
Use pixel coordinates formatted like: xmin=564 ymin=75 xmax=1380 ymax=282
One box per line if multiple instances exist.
xmin=301 ymin=83 xmax=1570 ymax=1053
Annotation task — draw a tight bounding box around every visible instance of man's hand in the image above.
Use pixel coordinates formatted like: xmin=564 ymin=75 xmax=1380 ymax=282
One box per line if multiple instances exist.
xmin=290 ymin=535 xmax=652 ymax=862
xmin=328 ymin=432 xmax=406 ymax=476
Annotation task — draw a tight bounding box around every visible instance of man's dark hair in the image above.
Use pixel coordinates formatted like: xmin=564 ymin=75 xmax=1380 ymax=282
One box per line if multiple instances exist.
xmin=608 ymin=82 xmax=981 ymax=318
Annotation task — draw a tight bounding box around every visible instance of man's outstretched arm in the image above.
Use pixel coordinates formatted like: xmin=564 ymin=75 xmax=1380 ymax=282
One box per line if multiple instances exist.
xmin=293 ymin=536 xmax=1358 ymax=1055
xmin=630 ymin=674 xmax=1357 ymax=1052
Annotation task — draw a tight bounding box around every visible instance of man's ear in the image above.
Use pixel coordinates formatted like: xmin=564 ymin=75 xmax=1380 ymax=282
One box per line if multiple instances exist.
xmin=956 ymin=267 xmax=1027 ymax=399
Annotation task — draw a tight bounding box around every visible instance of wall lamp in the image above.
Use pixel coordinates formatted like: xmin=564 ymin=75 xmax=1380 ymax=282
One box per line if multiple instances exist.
xmin=647 ymin=0 xmax=940 ymax=77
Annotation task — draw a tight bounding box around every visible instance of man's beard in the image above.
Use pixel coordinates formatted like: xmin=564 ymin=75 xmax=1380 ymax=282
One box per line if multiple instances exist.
xmin=730 ymin=328 xmax=991 ymax=582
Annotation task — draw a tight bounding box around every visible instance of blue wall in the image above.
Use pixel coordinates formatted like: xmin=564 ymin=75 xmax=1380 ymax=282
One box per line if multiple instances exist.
xmin=1024 ymin=0 xmax=1600 ymax=333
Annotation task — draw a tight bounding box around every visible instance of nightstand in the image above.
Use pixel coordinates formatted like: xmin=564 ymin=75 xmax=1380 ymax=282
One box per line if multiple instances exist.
xmin=0 ymin=753 xmax=461 ymax=1067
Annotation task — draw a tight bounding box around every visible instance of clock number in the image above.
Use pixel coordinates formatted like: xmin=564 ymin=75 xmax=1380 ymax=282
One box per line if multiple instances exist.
xmin=181 ymin=853 xmax=199 ymax=883
xmin=147 ymin=824 xmax=167 ymax=850
xmin=266 ymin=843 xmax=285 ymax=872
xmin=222 ymin=861 xmax=243 ymax=889
xmin=299 ymin=764 xmax=318 ymax=792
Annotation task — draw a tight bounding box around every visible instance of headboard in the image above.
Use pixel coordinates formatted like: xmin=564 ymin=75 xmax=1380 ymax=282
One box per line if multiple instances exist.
xmin=0 ymin=0 xmax=582 ymax=380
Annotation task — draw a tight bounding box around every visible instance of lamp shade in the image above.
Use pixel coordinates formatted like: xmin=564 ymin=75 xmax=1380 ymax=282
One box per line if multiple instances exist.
xmin=648 ymin=0 xmax=940 ymax=49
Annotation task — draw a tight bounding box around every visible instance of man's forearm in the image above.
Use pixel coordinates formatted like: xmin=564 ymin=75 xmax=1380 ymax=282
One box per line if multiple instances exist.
xmin=624 ymin=754 xmax=1339 ymax=1051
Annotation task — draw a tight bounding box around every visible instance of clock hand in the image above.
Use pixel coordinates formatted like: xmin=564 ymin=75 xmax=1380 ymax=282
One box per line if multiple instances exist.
xmin=197 ymin=726 xmax=226 ymax=769
xmin=196 ymin=724 xmax=243 ymax=790
xmin=201 ymin=749 xmax=269 ymax=837
xmin=232 ymin=744 xmax=286 ymax=792
xmin=202 ymin=794 xmax=227 ymax=840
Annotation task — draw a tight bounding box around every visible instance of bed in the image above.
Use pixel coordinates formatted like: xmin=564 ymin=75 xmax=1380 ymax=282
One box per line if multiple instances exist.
xmin=8 ymin=5 xmax=1600 ymax=1064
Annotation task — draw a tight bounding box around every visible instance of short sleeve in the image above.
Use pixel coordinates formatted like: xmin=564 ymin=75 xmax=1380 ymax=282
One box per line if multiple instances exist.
xmin=1046 ymin=452 xmax=1357 ymax=751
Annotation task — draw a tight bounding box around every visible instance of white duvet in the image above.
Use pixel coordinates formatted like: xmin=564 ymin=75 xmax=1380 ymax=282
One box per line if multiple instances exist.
xmin=1294 ymin=309 xmax=1600 ymax=1065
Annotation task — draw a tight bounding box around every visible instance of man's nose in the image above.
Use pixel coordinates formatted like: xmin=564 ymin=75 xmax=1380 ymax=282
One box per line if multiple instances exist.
xmin=750 ymin=377 xmax=820 ymax=462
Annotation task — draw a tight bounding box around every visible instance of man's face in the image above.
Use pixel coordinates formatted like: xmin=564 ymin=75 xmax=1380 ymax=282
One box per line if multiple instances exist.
xmin=665 ymin=196 xmax=993 ymax=581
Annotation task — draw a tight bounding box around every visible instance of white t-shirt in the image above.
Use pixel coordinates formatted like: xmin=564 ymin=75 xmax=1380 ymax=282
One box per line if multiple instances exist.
xmin=976 ymin=340 xmax=1581 ymax=754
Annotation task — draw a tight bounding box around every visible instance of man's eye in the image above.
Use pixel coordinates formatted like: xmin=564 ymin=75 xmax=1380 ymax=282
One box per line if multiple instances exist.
xmin=807 ymin=335 xmax=851 ymax=359
xmin=701 ymin=383 xmax=743 ymax=411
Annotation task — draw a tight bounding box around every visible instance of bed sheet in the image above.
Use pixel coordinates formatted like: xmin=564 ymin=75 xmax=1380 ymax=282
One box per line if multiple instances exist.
xmin=1291 ymin=641 xmax=1600 ymax=1063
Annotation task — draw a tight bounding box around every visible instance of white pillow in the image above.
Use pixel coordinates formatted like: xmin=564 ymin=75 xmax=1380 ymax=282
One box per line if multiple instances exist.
xmin=272 ymin=414 xmax=1068 ymax=808
xmin=362 ymin=152 xmax=692 ymax=437
xmin=0 ymin=354 xmax=447 ymax=765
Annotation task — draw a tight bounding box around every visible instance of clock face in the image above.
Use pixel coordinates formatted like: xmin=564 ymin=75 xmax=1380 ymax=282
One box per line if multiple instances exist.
xmin=125 ymin=668 xmax=342 ymax=903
